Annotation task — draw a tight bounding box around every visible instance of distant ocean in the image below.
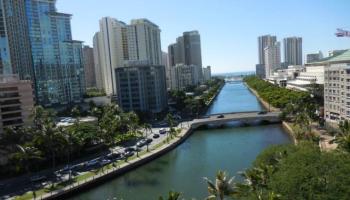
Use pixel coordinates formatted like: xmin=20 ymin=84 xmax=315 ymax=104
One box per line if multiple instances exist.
xmin=213 ymin=71 xmax=255 ymax=77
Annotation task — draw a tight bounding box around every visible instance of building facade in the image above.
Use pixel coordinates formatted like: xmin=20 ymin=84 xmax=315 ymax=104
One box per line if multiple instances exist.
xmin=255 ymin=64 xmax=265 ymax=78
xmin=0 ymin=75 xmax=34 ymax=133
xmin=127 ymin=19 xmax=162 ymax=65
xmin=264 ymin=42 xmax=281 ymax=78
xmin=258 ymin=35 xmax=277 ymax=65
xmin=162 ymin=51 xmax=170 ymax=89
xmin=25 ymin=0 xmax=85 ymax=106
xmin=83 ymin=45 xmax=96 ymax=88
xmin=203 ymin=66 xmax=212 ymax=82
xmin=93 ymin=17 xmax=162 ymax=96
xmin=256 ymin=35 xmax=277 ymax=78
xmin=115 ymin=64 xmax=167 ymax=113
xmin=306 ymin=51 xmax=323 ymax=64
xmin=93 ymin=32 xmax=104 ymax=90
xmin=283 ymin=37 xmax=302 ymax=66
xmin=0 ymin=0 xmax=34 ymax=80
xmin=319 ymin=50 xmax=350 ymax=123
xmin=170 ymin=64 xmax=202 ymax=90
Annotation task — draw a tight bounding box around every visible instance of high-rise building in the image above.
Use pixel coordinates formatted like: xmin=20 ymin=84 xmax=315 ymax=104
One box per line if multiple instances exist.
xmin=115 ymin=64 xmax=167 ymax=113
xmin=25 ymin=0 xmax=85 ymax=106
xmin=97 ymin=17 xmax=126 ymax=96
xmin=127 ymin=19 xmax=162 ymax=65
xmin=203 ymin=66 xmax=212 ymax=82
xmin=170 ymin=64 xmax=202 ymax=90
xmin=93 ymin=32 xmax=104 ymax=90
xmin=0 ymin=74 xmax=34 ymax=133
xmin=306 ymin=51 xmax=323 ymax=63
xmin=162 ymin=51 xmax=170 ymax=89
xmin=256 ymin=35 xmax=277 ymax=78
xmin=83 ymin=46 xmax=96 ymax=88
xmin=0 ymin=0 xmax=34 ymax=80
xmin=258 ymin=35 xmax=277 ymax=65
xmin=93 ymin=17 xmax=163 ymax=96
xmin=168 ymin=31 xmax=202 ymax=67
xmin=168 ymin=31 xmax=203 ymax=86
xmin=264 ymin=42 xmax=281 ymax=78
xmin=255 ymin=64 xmax=265 ymax=78
xmin=283 ymin=37 xmax=303 ymax=66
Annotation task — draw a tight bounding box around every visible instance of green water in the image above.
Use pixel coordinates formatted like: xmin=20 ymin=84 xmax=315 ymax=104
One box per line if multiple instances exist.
xmin=70 ymin=82 xmax=291 ymax=200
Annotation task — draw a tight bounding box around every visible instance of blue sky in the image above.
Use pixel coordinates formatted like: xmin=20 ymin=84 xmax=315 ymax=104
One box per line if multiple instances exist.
xmin=57 ymin=0 xmax=350 ymax=73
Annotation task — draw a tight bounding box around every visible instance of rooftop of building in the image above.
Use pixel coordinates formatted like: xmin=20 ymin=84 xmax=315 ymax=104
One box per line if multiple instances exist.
xmin=307 ymin=49 xmax=350 ymax=65
xmin=49 ymin=12 xmax=72 ymax=18
xmin=130 ymin=18 xmax=159 ymax=28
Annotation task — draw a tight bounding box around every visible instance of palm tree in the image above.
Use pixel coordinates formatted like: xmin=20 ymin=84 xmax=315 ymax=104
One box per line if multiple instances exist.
xmin=203 ymin=171 xmax=236 ymax=200
xmin=143 ymin=123 xmax=152 ymax=152
xmin=11 ymin=144 xmax=42 ymax=174
xmin=166 ymin=114 xmax=175 ymax=142
xmin=158 ymin=191 xmax=181 ymax=200
xmin=334 ymin=120 xmax=350 ymax=152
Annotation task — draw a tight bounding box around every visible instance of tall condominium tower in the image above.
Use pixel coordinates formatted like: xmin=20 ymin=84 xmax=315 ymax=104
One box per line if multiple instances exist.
xmin=264 ymin=42 xmax=281 ymax=78
xmin=127 ymin=19 xmax=162 ymax=65
xmin=93 ymin=32 xmax=104 ymax=90
xmin=258 ymin=35 xmax=277 ymax=65
xmin=168 ymin=31 xmax=203 ymax=85
xmin=83 ymin=45 xmax=96 ymax=88
xmin=93 ymin=17 xmax=163 ymax=96
xmin=25 ymin=0 xmax=85 ymax=106
xmin=168 ymin=31 xmax=202 ymax=67
xmin=0 ymin=0 xmax=33 ymax=79
xmin=97 ymin=17 xmax=126 ymax=95
xmin=283 ymin=37 xmax=302 ymax=66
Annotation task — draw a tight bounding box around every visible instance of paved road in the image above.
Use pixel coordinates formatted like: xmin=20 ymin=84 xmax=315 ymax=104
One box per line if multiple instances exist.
xmin=0 ymin=125 xmax=186 ymax=200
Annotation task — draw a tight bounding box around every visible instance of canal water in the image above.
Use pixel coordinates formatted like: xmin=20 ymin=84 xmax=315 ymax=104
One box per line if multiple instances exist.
xmin=70 ymin=82 xmax=291 ymax=200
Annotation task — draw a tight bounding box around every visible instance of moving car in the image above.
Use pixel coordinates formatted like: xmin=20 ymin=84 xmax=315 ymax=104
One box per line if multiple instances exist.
xmin=152 ymin=134 xmax=160 ymax=138
xmin=217 ymin=114 xmax=225 ymax=118
xmin=258 ymin=111 xmax=267 ymax=115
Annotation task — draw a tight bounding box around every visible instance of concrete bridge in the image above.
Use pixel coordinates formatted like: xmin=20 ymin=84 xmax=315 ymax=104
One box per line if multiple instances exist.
xmin=190 ymin=111 xmax=281 ymax=129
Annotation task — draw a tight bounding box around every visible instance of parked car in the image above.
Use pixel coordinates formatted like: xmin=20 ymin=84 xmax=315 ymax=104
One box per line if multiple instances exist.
xmin=124 ymin=147 xmax=135 ymax=152
xmin=146 ymin=138 xmax=153 ymax=144
xmin=152 ymin=134 xmax=160 ymax=138
xmin=86 ymin=158 xmax=100 ymax=168
xmin=159 ymin=128 xmax=167 ymax=134
xmin=30 ymin=175 xmax=46 ymax=182
xmin=106 ymin=152 xmax=122 ymax=160
xmin=99 ymin=159 xmax=111 ymax=166
xmin=123 ymin=151 xmax=134 ymax=158
xmin=136 ymin=139 xmax=147 ymax=147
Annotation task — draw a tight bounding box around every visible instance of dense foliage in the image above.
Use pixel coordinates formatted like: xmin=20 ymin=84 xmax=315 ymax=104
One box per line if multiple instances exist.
xmin=0 ymin=104 xmax=142 ymax=177
xmin=84 ymin=88 xmax=106 ymax=98
xmin=244 ymin=76 xmax=311 ymax=109
xmin=169 ymin=78 xmax=224 ymax=116
xmin=248 ymin=142 xmax=350 ymax=199
xmin=245 ymin=76 xmax=322 ymax=141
